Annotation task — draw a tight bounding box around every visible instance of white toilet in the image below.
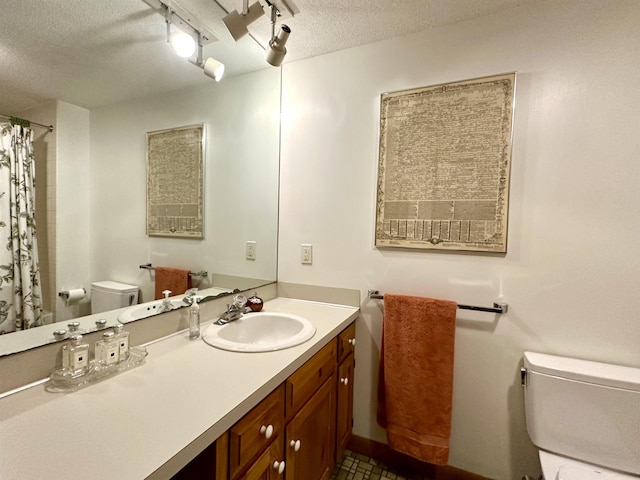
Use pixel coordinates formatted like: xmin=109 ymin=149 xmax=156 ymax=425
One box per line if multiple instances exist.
xmin=522 ymin=351 xmax=640 ymax=479
xmin=91 ymin=281 xmax=139 ymax=314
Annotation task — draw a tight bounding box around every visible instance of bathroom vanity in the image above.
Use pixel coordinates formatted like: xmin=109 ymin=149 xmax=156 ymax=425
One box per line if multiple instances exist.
xmin=0 ymin=297 xmax=358 ymax=480
xmin=178 ymin=320 xmax=356 ymax=480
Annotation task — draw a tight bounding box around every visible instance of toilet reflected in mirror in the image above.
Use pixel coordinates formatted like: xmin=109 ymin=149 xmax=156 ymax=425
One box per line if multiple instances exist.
xmin=91 ymin=281 xmax=139 ymax=314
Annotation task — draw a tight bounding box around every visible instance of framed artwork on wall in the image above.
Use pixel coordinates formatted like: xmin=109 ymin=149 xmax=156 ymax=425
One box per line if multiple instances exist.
xmin=375 ymin=73 xmax=516 ymax=253
xmin=146 ymin=123 xmax=205 ymax=239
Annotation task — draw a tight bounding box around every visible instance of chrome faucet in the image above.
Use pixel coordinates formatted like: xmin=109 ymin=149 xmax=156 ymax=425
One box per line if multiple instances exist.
xmin=182 ymin=288 xmax=199 ymax=305
xmin=215 ymin=294 xmax=250 ymax=325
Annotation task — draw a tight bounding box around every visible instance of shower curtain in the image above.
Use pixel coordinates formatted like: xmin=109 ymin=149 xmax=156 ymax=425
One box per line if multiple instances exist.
xmin=0 ymin=121 xmax=43 ymax=333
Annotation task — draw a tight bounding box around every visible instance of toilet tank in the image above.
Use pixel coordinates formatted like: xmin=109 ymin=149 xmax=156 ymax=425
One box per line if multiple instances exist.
xmin=91 ymin=281 xmax=139 ymax=314
xmin=523 ymin=352 xmax=640 ymax=476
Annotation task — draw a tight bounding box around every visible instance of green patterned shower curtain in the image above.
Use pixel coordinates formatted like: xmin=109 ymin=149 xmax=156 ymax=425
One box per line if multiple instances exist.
xmin=0 ymin=122 xmax=43 ymax=333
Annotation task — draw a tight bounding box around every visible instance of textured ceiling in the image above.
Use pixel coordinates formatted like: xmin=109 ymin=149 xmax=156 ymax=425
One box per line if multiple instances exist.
xmin=0 ymin=0 xmax=537 ymax=114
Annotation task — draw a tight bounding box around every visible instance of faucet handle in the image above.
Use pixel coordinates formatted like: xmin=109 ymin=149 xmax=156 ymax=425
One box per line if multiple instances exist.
xmin=162 ymin=290 xmax=172 ymax=299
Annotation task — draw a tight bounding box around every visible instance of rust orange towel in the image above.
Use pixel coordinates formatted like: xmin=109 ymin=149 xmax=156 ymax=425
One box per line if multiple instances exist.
xmin=154 ymin=267 xmax=192 ymax=300
xmin=376 ymin=294 xmax=457 ymax=465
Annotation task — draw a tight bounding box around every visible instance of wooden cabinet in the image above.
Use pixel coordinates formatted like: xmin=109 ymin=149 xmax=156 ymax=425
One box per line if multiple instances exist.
xmin=285 ymin=340 xmax=337 ymax=420
xmin=175 ymin=321 xmax=356 ymax=480
xmin=230 ymin=340 xmax=338 ymax=480
xmin=336 ymin=350 xmax=354 ymax=459
xmin=229 ymin=386 xmax=285 ymax=480
xmin=285 ymin=340 xmax=336 ymax=420
xmin=238 ymin=435 xmax=285 ymax=480
xmin=336 ymin=322 xmax=356 ymax=460
xmin=285 ymin=368 xmax=336 ymax=480
xmin=337 ymin=322 xmax=356 ymax=363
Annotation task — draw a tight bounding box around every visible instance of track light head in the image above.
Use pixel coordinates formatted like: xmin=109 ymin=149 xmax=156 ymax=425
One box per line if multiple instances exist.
xmin=186 ymin=31 xmax=225 ymax=82
xmin=169 ymin=30 xmax=197 ymax=57
xmin=203 ymin=57 xmax=225 ymax=82
xmin=265 ymin=24 xmax=290 ymax=67
xmin=222 ymin=1 xmax=265 ymax=41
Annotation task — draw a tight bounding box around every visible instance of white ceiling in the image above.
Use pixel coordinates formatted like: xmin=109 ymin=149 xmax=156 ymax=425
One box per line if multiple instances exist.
xmin=0 ymin=0 xmax=537 ymax=114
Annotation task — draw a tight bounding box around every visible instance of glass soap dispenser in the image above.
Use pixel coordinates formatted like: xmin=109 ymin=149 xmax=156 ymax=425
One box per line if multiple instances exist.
xmin=95 ymin=331 xmax=119 ymax=367
xmin=113 ymin=323 xmax=130 ymax=361
xmin=62 ymin=334 xmax=90 ymax=377
xmin=189 ymin=295 xmax=202 ymax=339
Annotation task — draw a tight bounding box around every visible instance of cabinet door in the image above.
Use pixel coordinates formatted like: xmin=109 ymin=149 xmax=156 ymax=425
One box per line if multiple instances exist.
xmin=239 ymin=435 xmax=285 ymax=480
xmin=286 ymin=340 xmax=336 ymax=420
xmin=337 ymin=322 xmax=356 ymax=363
xmin=230 ymin=385 xmax=285 ymax=479
xmin=241 ymin=449 xmax=271 ymax=480
xmin=336 ymin=353 xmax=354 ymax=460
xmin=285 ymin=377 xmax=336 ymax=480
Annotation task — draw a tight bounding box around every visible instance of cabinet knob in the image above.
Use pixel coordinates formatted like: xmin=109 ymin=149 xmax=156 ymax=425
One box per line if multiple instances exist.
xmin=273 ymin=460 xmax=286 ymax=475
xmin=260 ymin=424 xmax=274 ymax=439
xmin=289 ymin=439 xmax=301 ymax=452
xmin=340 ymin=377 xmax=349 ymax=386
xmin=348 ymin=338 xmax=356 ymax=346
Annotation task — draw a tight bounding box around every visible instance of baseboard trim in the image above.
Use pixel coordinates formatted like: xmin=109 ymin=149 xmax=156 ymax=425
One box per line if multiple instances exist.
xmin=347 ymin=435 xmax=492 ymax=480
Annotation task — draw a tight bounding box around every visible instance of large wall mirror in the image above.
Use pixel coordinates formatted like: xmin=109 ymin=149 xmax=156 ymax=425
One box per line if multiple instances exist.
xmin=0 ymin=0 xmax=280 ymax=356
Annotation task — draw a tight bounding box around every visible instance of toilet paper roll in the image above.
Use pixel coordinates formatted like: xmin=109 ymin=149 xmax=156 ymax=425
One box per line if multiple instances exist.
xmin=60 ymin=288 xmax=86 ymax=305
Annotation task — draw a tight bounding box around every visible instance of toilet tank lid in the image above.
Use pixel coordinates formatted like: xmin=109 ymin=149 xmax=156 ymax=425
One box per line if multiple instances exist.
xmin=91 ymin=281 xmax=139 ymax=293
xmin=524 ymin=351 xmax=640 ymax=392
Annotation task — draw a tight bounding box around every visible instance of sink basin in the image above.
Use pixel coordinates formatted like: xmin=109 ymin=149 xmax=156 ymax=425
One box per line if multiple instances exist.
xmin=117 ymin=299 xmax=185 ymax=323
xmin=202 ymin=312 xmax=316 ymax=352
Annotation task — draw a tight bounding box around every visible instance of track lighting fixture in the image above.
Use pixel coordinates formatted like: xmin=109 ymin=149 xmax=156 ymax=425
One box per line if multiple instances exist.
xmin=165 ymin=8 xmax=197 ymax=57
xmin=158 ymin=1 xmax=224 ymax=81
xmin=222 ymin=1 xmax=265 ymax=41
xmin=169 ymin=31 xmax=197 ymax=57
xmin=202 ymin=57 xmax=225 ymax=81
xmin=189 ymin=32 xmax=225 ymax=82
xmin=149 ymin=0 xmax=299 ymax=72
xmin=265 ymin=23 xmax=290 ymax=67
xmin=222 ymin=0 xmax=299 ymax=67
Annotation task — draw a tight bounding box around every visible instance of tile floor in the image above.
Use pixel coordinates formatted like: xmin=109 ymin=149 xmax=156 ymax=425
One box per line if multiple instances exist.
xmin=330 ymin=450 xmax=429 ymax=480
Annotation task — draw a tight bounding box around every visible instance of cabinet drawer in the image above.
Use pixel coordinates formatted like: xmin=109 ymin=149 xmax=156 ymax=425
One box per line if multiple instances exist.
xmin=285 ymin=340 xmax=337 ymax=420
xmin=230 ymin=385 xmax=285 ymax=479
xmin=238 ymin=434 xmax=284 ymax=480
xmin=337 ymin=323 xmax=356 ymax=363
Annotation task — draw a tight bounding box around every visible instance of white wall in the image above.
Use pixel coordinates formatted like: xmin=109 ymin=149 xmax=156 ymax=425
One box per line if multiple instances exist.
xmin=56 ymin=101 xmax=91 ymax=320
xmin=89 ymin=68 xmax=280 ymax=303
xmin=278 ymin=1 xmax=640 ymax=478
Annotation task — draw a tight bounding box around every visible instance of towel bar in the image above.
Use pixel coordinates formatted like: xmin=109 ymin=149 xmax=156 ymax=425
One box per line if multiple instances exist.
xmin=139 ymin=263 xmax=208 ymax=278
xmin=367 ymin=289 xmax=508 ymax=314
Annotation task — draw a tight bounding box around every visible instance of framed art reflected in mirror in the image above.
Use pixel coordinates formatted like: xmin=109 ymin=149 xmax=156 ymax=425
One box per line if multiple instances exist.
xmin=146 ymin=123 xmax=205 ymax=239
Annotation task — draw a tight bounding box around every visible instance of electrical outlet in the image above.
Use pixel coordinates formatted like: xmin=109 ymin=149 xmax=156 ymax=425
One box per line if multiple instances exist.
xmin=301 ymin=244 xmax=312 ymax=264
xmin=246 ymin=241 xmax=257 ymax=260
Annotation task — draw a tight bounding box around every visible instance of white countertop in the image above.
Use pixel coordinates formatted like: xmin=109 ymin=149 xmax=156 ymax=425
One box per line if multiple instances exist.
xmin=0 ymin=298 xmax=359 ymax=480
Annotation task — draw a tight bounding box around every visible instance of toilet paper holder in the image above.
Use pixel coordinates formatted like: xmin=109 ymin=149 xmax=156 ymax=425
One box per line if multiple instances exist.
xmin=58 ymin=288 xmax=87 ymax=304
